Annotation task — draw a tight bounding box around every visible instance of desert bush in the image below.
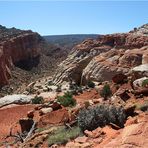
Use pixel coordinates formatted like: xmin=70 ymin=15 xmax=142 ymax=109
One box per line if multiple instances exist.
xmin=78 ymin=104 xmax=126 ymax=131
xmin=142 ymin=79 xmax=148 ymax=87
xmin=69 ymin=83 xmax=83 ymax=95
xmin=87 ymin=81 xmax=95 ymax=88
xmin=70 ymin=86 xmax=83 ymax=95
xmin=48 ymin=126 xmax=82 ymax=146
xmin=57 ymin=91 xmax=76 ymax=107
xmin=136 ymin=101 xmax=148 ymax=112
xmin=32 ymin=96 xmax=44 ymax=104
xmin=100 ymin=84 xmax=112 ymax=99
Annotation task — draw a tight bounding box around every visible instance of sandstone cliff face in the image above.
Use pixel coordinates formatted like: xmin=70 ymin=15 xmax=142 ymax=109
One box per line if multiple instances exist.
xmin=53 ymin=24 xmax=148 ymax=85
xmin=0 ymin=25 xmax=42 ymax=87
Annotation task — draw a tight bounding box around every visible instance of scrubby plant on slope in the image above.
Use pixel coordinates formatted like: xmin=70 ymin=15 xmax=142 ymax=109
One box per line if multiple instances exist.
xmin=100 ymin=84 xmax=112 ymax=99
xmin=48 ymin=126 xmax=82 ymax=146
xmin=78 ymin=104 xmax=126 ymax=131
xmin=142 ymin=79 xmax=148 ymax=87
xmin=87 ymin=81 xmax=95 ymax=88
xmin=69 ymin=82 xmax=83 ymax=95
xmin=32 ymin=96 xmax=44 ymax=104
xmin=57 ymin=91 xmax=76 ymax=107
xmin=135 ymin=101 xmax=148 ymax=112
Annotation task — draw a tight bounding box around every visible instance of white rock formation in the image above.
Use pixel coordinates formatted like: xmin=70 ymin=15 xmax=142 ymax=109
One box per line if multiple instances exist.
xmin=0 ymin=94 xmax=33 ymax=107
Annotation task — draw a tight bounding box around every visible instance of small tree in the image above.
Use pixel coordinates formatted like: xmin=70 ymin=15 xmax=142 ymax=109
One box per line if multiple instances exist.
xmin=100 ymin=84 xmax=112 ymax=99
xmin=87 ymin=81 xmax=95 ymax=88
xmin=57 ymin=92 xmax=76 ymax=107
xmin=32 ymin=96 xmax=44 ymax=104
xmin=142 ymin=79 xmax=148 ymax=87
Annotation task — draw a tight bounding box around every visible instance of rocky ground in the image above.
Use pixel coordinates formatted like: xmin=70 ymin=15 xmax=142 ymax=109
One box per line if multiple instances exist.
xmin=0 ymin=24 xmax=148 ymax=147
xmin=0 ymin=70 xmax=147 ymax=147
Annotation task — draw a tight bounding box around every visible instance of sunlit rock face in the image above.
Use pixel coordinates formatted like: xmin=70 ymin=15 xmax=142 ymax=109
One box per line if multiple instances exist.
xmin=0 ymin=25 xmax=42 ymax=87
xmin=53 ymin=24 xmax=148 ymax=85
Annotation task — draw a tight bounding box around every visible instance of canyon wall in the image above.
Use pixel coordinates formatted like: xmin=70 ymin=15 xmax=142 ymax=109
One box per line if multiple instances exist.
xmin=0 ymin=25 xmax=42 ymax=87
xmin=53 ymin=24 xmax=148 ymax=85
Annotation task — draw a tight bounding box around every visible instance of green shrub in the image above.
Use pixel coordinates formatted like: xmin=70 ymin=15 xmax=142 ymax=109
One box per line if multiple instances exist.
xmin=57 ymin=92 xmax=76 ymax=107
xmin=142 ymin=79 xmax=148 ymax=87
xmin=87 ymin=81 xmax=95 ymax=88
xmin=48 ymin=126 xmax=82 ymax=146
xmin=100 ymin=84 xmax=112 ymax=99
xmin=78 ymin=104 xmax=126 ymax=131
xmin=32 ymin=96 xmax=44 ymax=104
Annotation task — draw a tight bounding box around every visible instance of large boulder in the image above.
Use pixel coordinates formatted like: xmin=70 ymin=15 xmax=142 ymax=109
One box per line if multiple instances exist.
xmin=133 ymin=77 xmax=148 ymax=89
xmin=0 ymin=94 xmax=33 ymax=107
xmin=104 ymin=113 xmax=148 ymax=148
xmin=39 ymin=107 xmax=53 ymax=115
xmin=132 ymin=64 xmax=148 ymax=78
xmin=112 ymin=73 xmax=127 ymax=84
xmin=132 ymin=64 xmax=148 ymax=73
xmin=38 ymin=108 xmax=69 ymax=128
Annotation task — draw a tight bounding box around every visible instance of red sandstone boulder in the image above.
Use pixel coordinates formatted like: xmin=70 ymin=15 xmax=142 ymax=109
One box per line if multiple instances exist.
xmin=112 ymin=73 xmax=127 ymax=84
xmin=38 ymin=108 xmax=69 ymax=128
xmin=104 ymin=113 xmax=148 ymax=148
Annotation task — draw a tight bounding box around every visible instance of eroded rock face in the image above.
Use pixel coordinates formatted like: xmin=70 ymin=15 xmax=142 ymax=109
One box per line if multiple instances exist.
xmin=104 ymin=113 xmax=148 ymax=148
xmin=53 ymin=25 xmax=148 ymax=85
xmin=0 ymin=25 xmax=42 ymax=87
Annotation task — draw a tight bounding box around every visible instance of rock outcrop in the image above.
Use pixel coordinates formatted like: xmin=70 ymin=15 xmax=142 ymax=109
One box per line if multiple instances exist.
xmin=104 ymin=113 xmax=148 ymax=148
xmin=0 ymin=94 xmax=33 ymax=107
xmin=0 ymin=25 xmax=42 ymax=87
xmin=53 ymin=24 xmax=148 ymax=85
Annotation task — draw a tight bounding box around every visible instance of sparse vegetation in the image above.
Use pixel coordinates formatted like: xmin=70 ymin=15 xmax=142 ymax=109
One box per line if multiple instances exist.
xmin=87 ymin=81 xmax=95 ymax=88
xmin=36 ymin=127 xmax=47 ymax=133
xmin=26 ymin=87 xmax=35 ymax=94
xmin=142 ymin=79 xmax=148 ymax=87
xmin=57 ymin=91 xmax=76 ymax=107
xmin=100 ymin=84 xmax=112 ymax=99
xmin=48 ymin=126 xmax=82 ymax=146
xmin=135 ymin=101 xmax=148 ymax=112
xmin=31 ymin=96 xmax=44 ymax=104
xmin=84 ymin=101 xmax=90 ymax=108
xmin=56 ymin=85 xmax=62 ymax=92
xmin=78 ymin=104 xmax=126 ymax=131
xmin=69 ymin=83 xmax=83 ymax=95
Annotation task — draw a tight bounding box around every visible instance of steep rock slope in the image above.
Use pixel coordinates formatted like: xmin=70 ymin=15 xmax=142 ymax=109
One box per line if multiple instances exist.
xmin=0 ymin=25 xmax=42 ymax=87
xmin=53 ymin=24 xmax=148 ymax=85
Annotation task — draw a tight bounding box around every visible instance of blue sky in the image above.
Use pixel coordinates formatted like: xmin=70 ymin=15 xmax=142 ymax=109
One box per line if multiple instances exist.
xmin=0 ymin=1 xmax=147 ymax=35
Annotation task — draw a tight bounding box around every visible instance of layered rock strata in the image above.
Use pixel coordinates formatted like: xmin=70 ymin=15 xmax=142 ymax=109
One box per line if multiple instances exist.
xmin=53 ymin=24 xmax=148 ymax=85
xmin=0 ymin=25 xmax=42 ymax=86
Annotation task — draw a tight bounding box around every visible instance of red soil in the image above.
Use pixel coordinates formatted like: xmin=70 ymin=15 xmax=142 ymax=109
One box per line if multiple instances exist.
xmin=0 ymin=104 xmax=37 ymax=142
xmin=74 ymin=89 xmax=100 ymax=104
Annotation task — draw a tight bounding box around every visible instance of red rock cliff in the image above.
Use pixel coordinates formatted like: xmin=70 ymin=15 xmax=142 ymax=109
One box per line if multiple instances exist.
xmin=53 ymin=24 xmax=148 ymax=85
xmin=0 ymin=25 xmax=42 ymax=86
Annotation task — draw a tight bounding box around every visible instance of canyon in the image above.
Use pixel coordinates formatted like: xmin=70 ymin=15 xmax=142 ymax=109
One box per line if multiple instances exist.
xmin=0 ymin=24 xmax=147 ymax=148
